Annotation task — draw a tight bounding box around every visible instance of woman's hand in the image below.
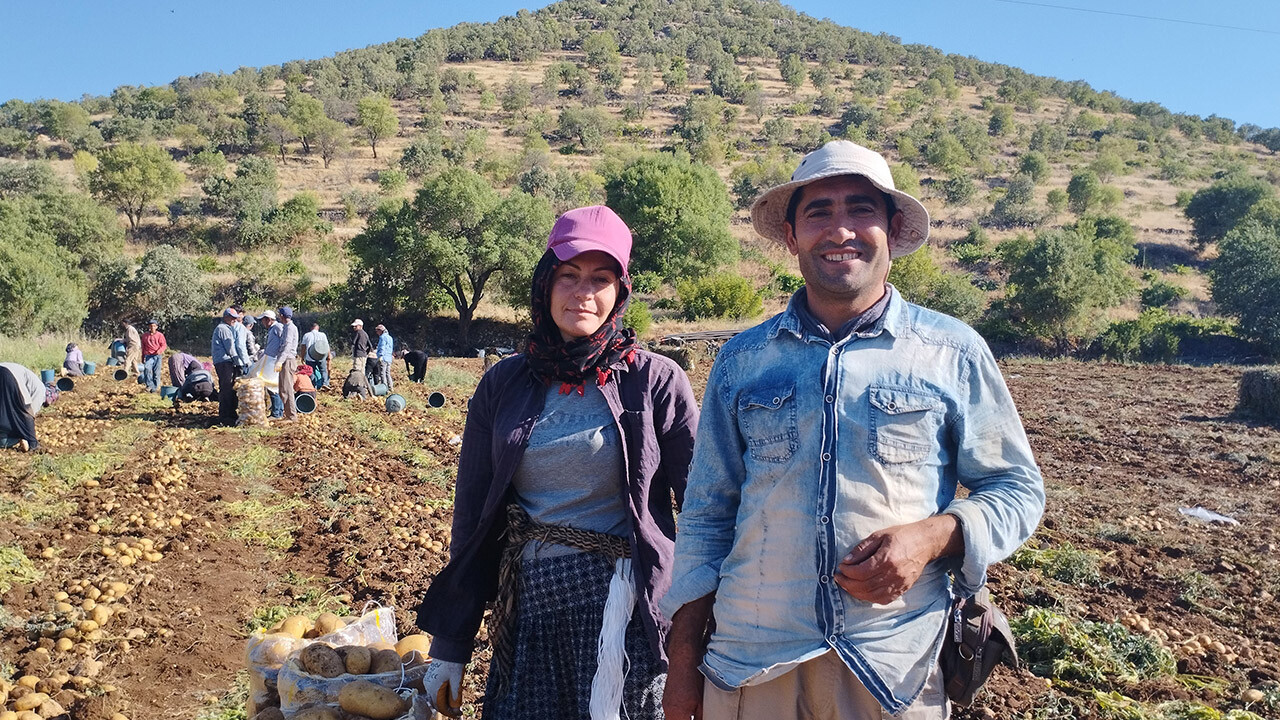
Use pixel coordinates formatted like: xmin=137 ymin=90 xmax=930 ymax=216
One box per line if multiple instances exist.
xmin=421 ymin=658 xmax=465 ymax=718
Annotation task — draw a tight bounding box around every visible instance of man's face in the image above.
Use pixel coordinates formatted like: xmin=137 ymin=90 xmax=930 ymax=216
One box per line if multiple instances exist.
xmin=784 ymin=175 xmax=901 ymax=314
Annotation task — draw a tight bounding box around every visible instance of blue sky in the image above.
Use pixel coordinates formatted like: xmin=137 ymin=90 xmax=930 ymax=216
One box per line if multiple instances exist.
xmin=2 ymin=0 xmax=1277 ymax=127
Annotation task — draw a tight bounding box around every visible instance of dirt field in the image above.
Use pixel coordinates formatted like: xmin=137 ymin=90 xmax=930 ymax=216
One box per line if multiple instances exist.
xmin=2 ymin=357 xmax=1278 ymax=719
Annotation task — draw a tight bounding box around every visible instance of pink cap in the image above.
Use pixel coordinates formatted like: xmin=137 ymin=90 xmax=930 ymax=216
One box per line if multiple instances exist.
xmin=546 ymin=206 xmax=632 ymax=277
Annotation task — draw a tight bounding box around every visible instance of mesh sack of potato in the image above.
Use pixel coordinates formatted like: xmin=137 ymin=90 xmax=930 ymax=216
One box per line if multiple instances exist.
xmin=246 ymin=607 xmax=398 ymax=716
xmin=277 ymin=636 xmax=432 ymax=715
xmin=237 ymin=377 xmax=269 ymax=427
xmin=280 ymin=685 xmax=432 ymax=720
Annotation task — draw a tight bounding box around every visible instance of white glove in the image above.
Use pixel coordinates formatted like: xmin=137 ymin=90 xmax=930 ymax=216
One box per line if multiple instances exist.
xmin=421 ymin=658 xmax=464 ymax=715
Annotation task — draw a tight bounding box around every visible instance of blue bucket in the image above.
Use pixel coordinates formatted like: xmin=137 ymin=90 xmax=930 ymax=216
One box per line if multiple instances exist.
xmin=40 ymin=369 xmax=56 ymax=384
xmin=84 ymin=361 xmax=97 ymax=375
xmin=106 ymin=357 xmax=119 ymax=366
xmin=385 ymin=393 xmax=406 ymax=413
xmin=56 ymin=377 xmax=75 ymax=392
xmin=427 ymin=391 xmax=445 ymax=408
xmin=372 ymin=383 xmax=388 ymax=397
xmin=296 ymin=393 xmax=317 ymax=414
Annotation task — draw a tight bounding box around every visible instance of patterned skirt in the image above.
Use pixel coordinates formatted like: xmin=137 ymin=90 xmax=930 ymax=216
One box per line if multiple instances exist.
xmin=482 ymin=550 xmax=666 ymax=720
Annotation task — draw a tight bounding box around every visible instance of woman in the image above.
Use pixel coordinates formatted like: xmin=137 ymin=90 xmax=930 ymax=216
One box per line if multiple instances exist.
xmin=0 ymin=362 xmax=44 ymax=452
xmin=64 ymin=343 xmax=85 ymax=376
xmin=417 ymin=206 xmax=698 ymax=720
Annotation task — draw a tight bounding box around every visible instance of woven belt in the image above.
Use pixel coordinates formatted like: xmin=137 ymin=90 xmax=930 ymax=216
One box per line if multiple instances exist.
xmin=487 ymin=503 xmax=631 ymax=699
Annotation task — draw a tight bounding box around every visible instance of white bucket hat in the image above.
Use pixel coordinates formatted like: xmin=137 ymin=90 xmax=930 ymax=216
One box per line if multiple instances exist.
xmin=750 ymin=140 xmax=930 ymax=258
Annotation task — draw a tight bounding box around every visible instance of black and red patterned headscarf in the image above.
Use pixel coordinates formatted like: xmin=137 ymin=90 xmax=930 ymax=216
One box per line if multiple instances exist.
xmin=524 ymin=249 xmax=637 ymax=394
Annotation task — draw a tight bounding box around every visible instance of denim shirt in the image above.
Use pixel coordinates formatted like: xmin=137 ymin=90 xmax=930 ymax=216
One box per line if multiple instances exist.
xmin=661 ymin=288 xmax=1044 ymax=714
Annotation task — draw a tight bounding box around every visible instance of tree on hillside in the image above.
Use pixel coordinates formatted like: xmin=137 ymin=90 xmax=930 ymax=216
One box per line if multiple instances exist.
xmin=347 ymin=166 xmax=553 ymax=347
xmin=1184 ymin=175 xmax=1275 ymax=248
xmin=1210 ymin=220 xmax=1280 ymax=354
xmin=87 ymin=143 xmax=183 ymax=232
xmin=779 ymin=54 xmax=806 ymax=93
xmin=1066 ymin=169 xmax=1102 ymax=215
xmin=605 ymin=152 xmax=737 ymax=282
xmin=127 ymin=244 xmax=210 ymax=324
xmin=313 ymin=118 xmax=348 ymax=169
xmin=356 ymin=95 xmax=398 ymax=159
xmin=264 ymin=113 xmax=298 ymax=163
xmin=286 ymin=89 xmax=326 ymax=154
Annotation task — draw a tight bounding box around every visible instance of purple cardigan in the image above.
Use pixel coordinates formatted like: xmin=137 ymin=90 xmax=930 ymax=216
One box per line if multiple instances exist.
xmin=417 ymin=349 xmax=699 ymax=666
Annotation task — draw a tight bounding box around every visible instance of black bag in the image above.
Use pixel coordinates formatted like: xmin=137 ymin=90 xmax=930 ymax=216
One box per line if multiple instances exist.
xmin=940 ymin=586 xmax=1018 ymax=707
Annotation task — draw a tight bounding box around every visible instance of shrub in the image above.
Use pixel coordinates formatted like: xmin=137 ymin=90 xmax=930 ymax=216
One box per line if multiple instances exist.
xmin=127 ymin=244 xmax=209 ymax=323
xmin=1097 ymin=309 xmax=1232 ymax=363
xmin=629 ymin=271 xmax=663 ymax=295
xmin=1185 ymin=175 xmax=1275 ymax=247
xmin=1211 ymin=221 xmax=1280 ymax=353
xmin=888 ymin=249 xmax=986 ymax=324
xmin=677 ymin=274 xmax=763 ymax=320
xmin=941 ymin=175 xmax=977 ymax=205
xmin=1067 ymin=169 xmax=1102 ymax=214
xmin=1011 ymin=608 xmax=1176 ymax=685
xmin=1018 ymin=151 xmax=1050 ymax=184
xmin=622 ymin=300 xmax=652 ymax=336
xmin=987 ymin=174 xmax=1041 ymax=228
xmin=1237 ymin=367 xmax=1280 ymax=420
xmin=949 ymin=225 xmax=992 ymax=265
xmin=378 ymin=168 xmax=407 ymax=194
xmin=772 ymin=271 xmax=804 ymax=296
xmin=340 ymin=188 xmax=380 ymax=219
xmin=1139 ymin=279 xmax=1188 ymax=309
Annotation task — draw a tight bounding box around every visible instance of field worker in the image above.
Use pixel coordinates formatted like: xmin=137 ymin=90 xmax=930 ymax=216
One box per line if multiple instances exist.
xmin=396 ymin=347 xmax=429 ymax=384
xmin=211 ymin=308 xmax=242 ymax=426
xmin=418 ymin=205 xmax=699 ymax=720
xmin=661 ymin=141 xmax=1046 ymax=720
xmin=273 ymin=306 xmax=300 ymax=421
xmin=301 ymin=321 xmax=332 ymax=390
xmin=63 ymin=343 xmax=84 ymax=376
xmin=342 ymin=365 xmax=371 ymax=400
xmin=0 ymin=362 xmax=44 ymax=452
xmin=122 ymin=320 xmax=142 ymax=377
xmin=140 ymin=319 xmax=168 ymax=392
xmin=168 ymin=351 xmax=199 ymax=388
xmin=374 ymin=324 xmax=394 ymax=390
xmin=257 ymin=310 xmax=283 ymax=417
xmin=173 ymin=365 xmax=217 ymax=408
xmin=350 ymin=318 xmax=373 ymax=374
xmin=237 ymin=309 xmax=260 ymax=365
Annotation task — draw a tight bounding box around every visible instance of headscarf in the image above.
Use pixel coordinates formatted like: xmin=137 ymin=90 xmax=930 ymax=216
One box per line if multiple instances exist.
xmin=524 ymin=249 xmax=637 ymax=394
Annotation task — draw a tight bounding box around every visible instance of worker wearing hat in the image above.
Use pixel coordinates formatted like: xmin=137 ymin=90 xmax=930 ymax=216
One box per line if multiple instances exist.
xmin=350 ymin=318 xmax=373 ymax=377
xmin=211 ymin=307 xmax=241 ymax=426
xmin=663 ymin=141 xmax=1045 ymax=720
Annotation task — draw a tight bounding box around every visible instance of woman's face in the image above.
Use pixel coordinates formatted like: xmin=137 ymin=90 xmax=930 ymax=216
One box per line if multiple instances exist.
xmin=549 ymin=250 xmax=621 ymax=341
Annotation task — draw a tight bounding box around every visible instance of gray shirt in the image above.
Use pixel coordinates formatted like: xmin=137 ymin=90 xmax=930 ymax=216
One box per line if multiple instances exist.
xmin=0 ymin=362 xmax=44 ymax=416
xmin=512 ymin=383 xmax=629 ymax=558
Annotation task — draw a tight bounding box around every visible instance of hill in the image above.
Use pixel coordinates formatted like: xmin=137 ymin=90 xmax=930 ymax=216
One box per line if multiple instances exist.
xmin=2 ymin=0 xmax=1279 ymax=357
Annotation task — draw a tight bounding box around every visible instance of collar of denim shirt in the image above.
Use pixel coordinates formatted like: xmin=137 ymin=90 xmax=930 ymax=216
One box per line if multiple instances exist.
xmin=771 ymin=284 xmax=909 ymax=344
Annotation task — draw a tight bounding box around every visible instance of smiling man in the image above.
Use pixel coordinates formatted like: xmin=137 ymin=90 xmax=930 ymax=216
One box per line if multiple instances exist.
xmin=662 ymin=141 xmax=1045 ymax=720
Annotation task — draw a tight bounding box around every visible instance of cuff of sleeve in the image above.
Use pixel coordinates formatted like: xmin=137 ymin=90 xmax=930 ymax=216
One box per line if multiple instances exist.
xmin=943 ymin=501 xmax=990 ymax=597
xmin=428 ymin=635 xmax=474 ymax=664
xmin=659 ymin=562 xmax=720 ymax=621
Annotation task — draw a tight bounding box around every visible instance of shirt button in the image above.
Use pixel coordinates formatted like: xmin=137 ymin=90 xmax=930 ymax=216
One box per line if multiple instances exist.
xmin=825 ymin=395 xmax=834 ymax=403
xmin=820 ymin=516 xmax=830 ymax=524
xmin=772 ymin=397 xmax=780 ymax=405
xmin=821 ymin=452 xmax=831 ymax=461
xmin=828 ymin=635 xmax=838 ymax=643
xmin=820 ymin=575 xmax=830 ymax=584
xmin=886 ymin=401 xmax=897 ymax=411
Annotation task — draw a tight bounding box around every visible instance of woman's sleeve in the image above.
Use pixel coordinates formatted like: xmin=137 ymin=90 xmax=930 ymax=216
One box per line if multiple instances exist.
xmin=651 ymin=360 xmax=699 ymax=510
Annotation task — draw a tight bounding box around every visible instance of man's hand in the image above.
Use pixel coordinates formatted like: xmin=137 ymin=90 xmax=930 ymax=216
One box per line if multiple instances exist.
xmin=834 ymin=515 xmax=962 ymax=605
xmin=663 ymin=593 xmax=715 ymax=720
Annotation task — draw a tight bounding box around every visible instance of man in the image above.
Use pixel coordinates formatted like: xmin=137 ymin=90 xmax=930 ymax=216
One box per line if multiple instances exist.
xmin=374 ymin=323 xmax=394 ymax=390
xmin=662 ymin=141 xmax=1045 ymax=720
xmin=173 ymin=365 xmax=217 ymax=408
xmin=210 ymin=308 xmax=241 ymax=426
xmin=350 ymin=318 xmax=372 ymax=375
xmin=301 ymin=322 xmax=332 ymax=390
xmin=342 ymin=365 xmax=371 ymax=400
xmin=168 ymin=351 xmax=199 ymax=389
xmin=268 ymin=306 xmax=300 ymax=421
xmin=140 ymin=319 xmax=168 ymax=392
xmin=122 ymin=321 xmax=142 ymax=377
xmin=239 ymin=310 xmax=260 ymax=363
xmin=396 ymin=347 xmax=429 ymax=383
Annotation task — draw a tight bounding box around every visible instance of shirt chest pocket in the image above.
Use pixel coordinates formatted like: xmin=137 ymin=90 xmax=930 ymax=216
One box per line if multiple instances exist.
xmin=869 ymin=386 xmax=943 ymax=464
xmin=738 ymin=385 xmax=799 ymax=464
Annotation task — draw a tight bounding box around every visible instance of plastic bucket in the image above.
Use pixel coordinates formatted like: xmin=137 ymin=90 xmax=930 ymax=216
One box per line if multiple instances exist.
xmin=113 ymin=368 xmax=128 ymax=381
xmin=296 ymin=393 xmax=317 ymax=414
xmin=56 ymin=378 xmax=75 ymax=392
xmin=427 ymin=391 xmax=445 ymax=408
xmin=106 ymin=357 xmax=119 ymax=366
xmin=84 ymin=361 xmax=97 ymax=375
xmin=159 ymin=385 xmax=178 ymax=400
xmin=371 ymin=383 xmax=388 ymax=397
xmin=385 ymin=393 xmax=406 ymax=413
xmin=40 ymin=369 xmax=56 ymax=384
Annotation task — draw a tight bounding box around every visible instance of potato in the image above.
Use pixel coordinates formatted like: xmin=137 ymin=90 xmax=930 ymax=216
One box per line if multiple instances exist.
xmin=313 ymin=612 xmax=343 ymax=636
xmin=280 ymin=615 xmax=313 ymax=639
xmin=16 ymin=712 xmax=40 ymax=720
xmin=0 ymin=711 xmax=16 ymax=720
xmin=12 ymin=693 xmax=48 ymax=712
xmin=337 ymin=681 xmax=408 ymax=720
xmin=250 ymin=708 xmax=285 ymax=720
xmin=368 ymin=641 xmax=395 ymax=652
xmin=299 ymin=644 xmax=344 ymax=679
xmin=292 ymin=704 xmax=341 ymax=720
xmin=339 ymin=646 xmax=371 ymax=675
xmin=368 ymin=649 xmax=402 ymax=675
xmin=395 ymin=635 xmax=430 ymax=663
